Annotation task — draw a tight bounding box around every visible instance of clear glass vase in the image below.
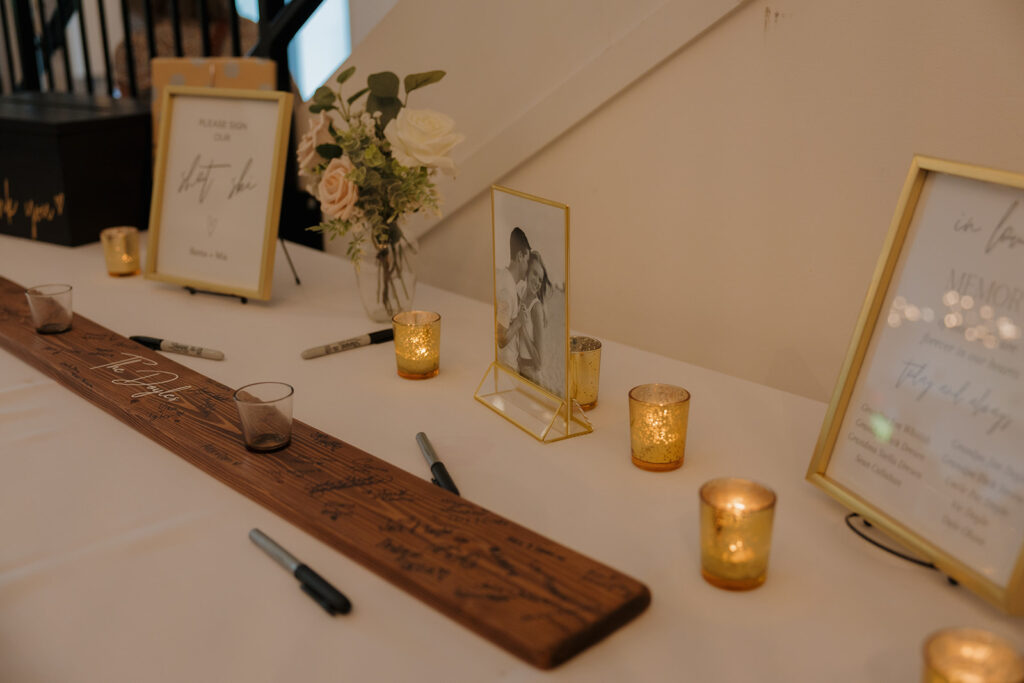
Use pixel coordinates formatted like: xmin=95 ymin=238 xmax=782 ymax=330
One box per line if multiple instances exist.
xmin=353 ymin=233 xmax=417 ymax=323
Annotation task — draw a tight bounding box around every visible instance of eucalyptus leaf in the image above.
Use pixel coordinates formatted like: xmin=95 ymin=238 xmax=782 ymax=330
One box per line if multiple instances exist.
xmin=367 ymin=71 xmax=399 ymax=98
xmin=404 ymin=70 xmax=445 ymax=95
xmin=308 ymin=104 xmax=326 ymax=114
xmin=336 ymin=66 xmax=356 ymax=84
xmin=316 ymin=144 xmax=343 ymax=160
xmin=346 ymin=87 xmax=369 ymax=105
xmin=313 ymin=86 xmax=336 ymax=105
xmin=366 ymin=93 xmax=402 ymax=130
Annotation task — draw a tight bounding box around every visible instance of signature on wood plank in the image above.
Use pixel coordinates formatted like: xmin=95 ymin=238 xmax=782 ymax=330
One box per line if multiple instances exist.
xmin=201 ymin=442 xmax=241 ymax=466
xmin=377 ymin=537 xmax=453 ymax=581
xmin=309 ymin=474 xmax=392 ymax=495
xmin=90 ymin=353 xmax=192 ymax=402
xmin=506 ymin=535 xmax=567 ymax=563
xmin=321 ymin=501 xmax=356 ymax=521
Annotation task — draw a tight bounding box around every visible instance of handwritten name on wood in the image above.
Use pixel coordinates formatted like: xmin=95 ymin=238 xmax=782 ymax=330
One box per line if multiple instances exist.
xmin=0 ymin=275 xmax=650 ymax=669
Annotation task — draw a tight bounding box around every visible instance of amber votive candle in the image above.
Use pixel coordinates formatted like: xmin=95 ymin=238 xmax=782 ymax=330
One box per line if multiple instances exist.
xmin=699 ymin=477 xmax=777 ymax=591
xmin=100 ymin=226 xmax=140 ymax=276
xmin=392 ymin=310 xmax=441 ymax=379
xmin=570 ymin=336 xmax=601 ymax=410
xmin=628 ymin=383 xmax=690 ymax=471
xmin=923 ymin=628 xmax=1024 ymax=683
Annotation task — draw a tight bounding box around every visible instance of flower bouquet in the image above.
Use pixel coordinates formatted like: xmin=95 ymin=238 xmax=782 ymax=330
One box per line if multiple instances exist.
xmin=297 ymin=67 xmax=463 ymax=322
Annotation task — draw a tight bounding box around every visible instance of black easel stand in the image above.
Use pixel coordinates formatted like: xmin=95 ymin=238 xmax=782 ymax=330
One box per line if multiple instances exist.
xmin=845 ymin=513 xmax=959 ymax=586
xmin=279 ymin=237 xmax=301 ymax=285
xmin=181 ymin=238 xmax=302 ymax=303
xmin=184 ymin=286 xmax=248 ymax=304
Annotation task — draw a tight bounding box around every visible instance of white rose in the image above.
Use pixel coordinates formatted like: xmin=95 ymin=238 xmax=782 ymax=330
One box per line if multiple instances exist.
xmin=317 ymin=156 xmax=359 ymax=221
xmin=296 ymin=112 xmax=335 ymax=176
xmin=384 ymin=108 xmax=464 ymax=176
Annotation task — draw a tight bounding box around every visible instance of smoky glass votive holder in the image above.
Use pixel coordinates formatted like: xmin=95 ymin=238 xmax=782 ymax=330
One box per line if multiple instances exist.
xmin=25 ymin=284 xmax=73 ymax=334
xmin=233 ymin=382 xmax=294 ymax=452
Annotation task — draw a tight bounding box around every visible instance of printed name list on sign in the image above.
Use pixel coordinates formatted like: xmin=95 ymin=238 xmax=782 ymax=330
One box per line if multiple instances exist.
xmin=828 ymin=171 xmax=1024 ymax=587
xmin=155 ymin=96 xmax=280 ymax=292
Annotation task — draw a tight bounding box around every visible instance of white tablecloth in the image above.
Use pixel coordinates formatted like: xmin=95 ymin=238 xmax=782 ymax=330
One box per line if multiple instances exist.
xmin=0 ymin=234 xmax=1019 ymax=682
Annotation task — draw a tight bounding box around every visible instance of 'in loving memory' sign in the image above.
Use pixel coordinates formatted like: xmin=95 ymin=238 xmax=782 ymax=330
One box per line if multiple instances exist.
xmin=145 ymin=87 xmax=292 ymax=300
xmin=808 ymin=156 xmax=1024 ymax=614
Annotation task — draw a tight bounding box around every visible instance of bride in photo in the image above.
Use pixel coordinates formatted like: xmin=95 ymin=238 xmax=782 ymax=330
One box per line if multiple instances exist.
xmin=516 ymin=250 xmax=553 ymax=387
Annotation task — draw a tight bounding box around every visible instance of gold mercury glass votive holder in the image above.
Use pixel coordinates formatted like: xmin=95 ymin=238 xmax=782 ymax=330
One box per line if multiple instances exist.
xmin=699 ymin=477 xmax=777 ymax=591
xmin=922 ymin=628 xmax=1024 ymax=683
xmin=100 ymin=226 xmax=140 ymax=276
xmin=628 ymin=383 xmax=690 ymax=471
xmin=392 ymin=310 xmax=441 ymax=379
xmin=570 ymin=336 xmax=601 ymax=410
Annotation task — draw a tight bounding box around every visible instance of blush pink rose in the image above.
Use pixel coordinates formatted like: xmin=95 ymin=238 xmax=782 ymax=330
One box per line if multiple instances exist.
xmin=296 ymin=112 xmax=335 ymax=176
xmin=317 ymin=156 xmax=359 ymax=220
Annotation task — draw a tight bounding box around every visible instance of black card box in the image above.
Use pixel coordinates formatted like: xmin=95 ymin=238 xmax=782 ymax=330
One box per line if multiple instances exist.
xmin=0 ymin=93 xmax=151 ymax=246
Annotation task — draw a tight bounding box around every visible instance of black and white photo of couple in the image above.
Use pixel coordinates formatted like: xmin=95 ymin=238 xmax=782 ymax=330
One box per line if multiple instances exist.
xmin=494 ymin=220 xmax=567 ymax=398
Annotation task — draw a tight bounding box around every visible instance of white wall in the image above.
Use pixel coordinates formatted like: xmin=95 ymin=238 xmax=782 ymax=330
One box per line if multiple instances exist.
xmin=415 ymin=0 xmax=1024 ymax=401
xmin=348 ymin=0 xmax=397 ymax=49
xmin=309 ymin=0 xmax=1024 ymax=402
xmin=310 ymin=0 xmax=742 ymax=237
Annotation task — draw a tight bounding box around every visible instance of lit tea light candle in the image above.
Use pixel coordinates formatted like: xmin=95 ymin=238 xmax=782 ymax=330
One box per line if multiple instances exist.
xmin=392 ymin=310 xmax=441 ymax=379
xmin=699 ymin=478 xmax=777 ymax=591
xmin=923 ymin=628 xmax=1024 ymax=683
xmin=100 ymin=226 xmax=140 ymax=276
xmin=628 ymin=383 xmax=690 ymax=471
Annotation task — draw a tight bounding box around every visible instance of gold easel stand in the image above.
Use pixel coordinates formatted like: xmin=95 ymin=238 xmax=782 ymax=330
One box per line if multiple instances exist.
xmin=474 ymin=363 xmax=592 ymax=443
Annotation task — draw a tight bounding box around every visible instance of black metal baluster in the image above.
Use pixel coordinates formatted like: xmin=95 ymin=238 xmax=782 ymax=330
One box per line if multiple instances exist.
xmin=141 ymin=0 xmax=156 ymax=60
xmin=255 ymin=0 xmax=275 ymax=49
xmin=197 ymin=0 xmax=210 ymax=56
xmin=34 ymin=0 xmax=54 ymax=89
xmin=228 ymin=0 xmax=241 ymax=56
xmin=169 ymin=0 xmax=182 ymax=56
xmin=255 ymin=0 xmax=282 ymax=84
xmin=251 ymin=0 xmax=327 ymax=250
xmin=74 ymin=0 xmax=94 ymax=93
xmin=95 ymin=0 xmax=114 ymax=95
xmin=55 ymin=0 xmax=74 ymax=90
xmin=118 ymin=0 xmax=136 ymax=96
xmin=1 ymin=0 xmax=18 ymax=92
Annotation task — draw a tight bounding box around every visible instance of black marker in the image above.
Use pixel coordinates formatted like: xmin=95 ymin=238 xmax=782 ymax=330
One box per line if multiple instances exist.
xmin=249 ymin=529 xmax=351 ymax=615
xmin=415 ymin=432 xmax=460 ymax=496
xmin=130 ymin=335 xmax=225 ymax=360
xmin=300 ymin=329 xmax=394 ymax=360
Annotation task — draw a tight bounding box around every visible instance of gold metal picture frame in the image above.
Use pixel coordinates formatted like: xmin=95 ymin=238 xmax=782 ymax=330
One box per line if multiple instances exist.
xmin=807 ymin=156 xmax=1024 ymax=614
xmin=145 ymin=86 xmax=293 ymax=301
xmin=475 ymin=186 xmax=592 ymax=442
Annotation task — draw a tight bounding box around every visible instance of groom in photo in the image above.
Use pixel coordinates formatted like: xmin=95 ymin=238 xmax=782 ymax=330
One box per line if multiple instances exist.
xmin=496 ymin=227 xmax=531 ymax=372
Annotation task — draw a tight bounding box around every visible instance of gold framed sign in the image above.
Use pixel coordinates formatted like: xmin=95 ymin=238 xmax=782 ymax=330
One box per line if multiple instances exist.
xmin=144 ymin=86 xmax=293 ymax=301
xmin=807 ymin=156 xmax=1024 ymax=614
xmin=475 ymin=186 xmax=591 ymax=442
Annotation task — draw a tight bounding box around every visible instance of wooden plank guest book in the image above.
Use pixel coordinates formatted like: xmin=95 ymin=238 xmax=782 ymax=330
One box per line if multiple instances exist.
xmin=0 ymin=275 xmax=650 ymax=669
